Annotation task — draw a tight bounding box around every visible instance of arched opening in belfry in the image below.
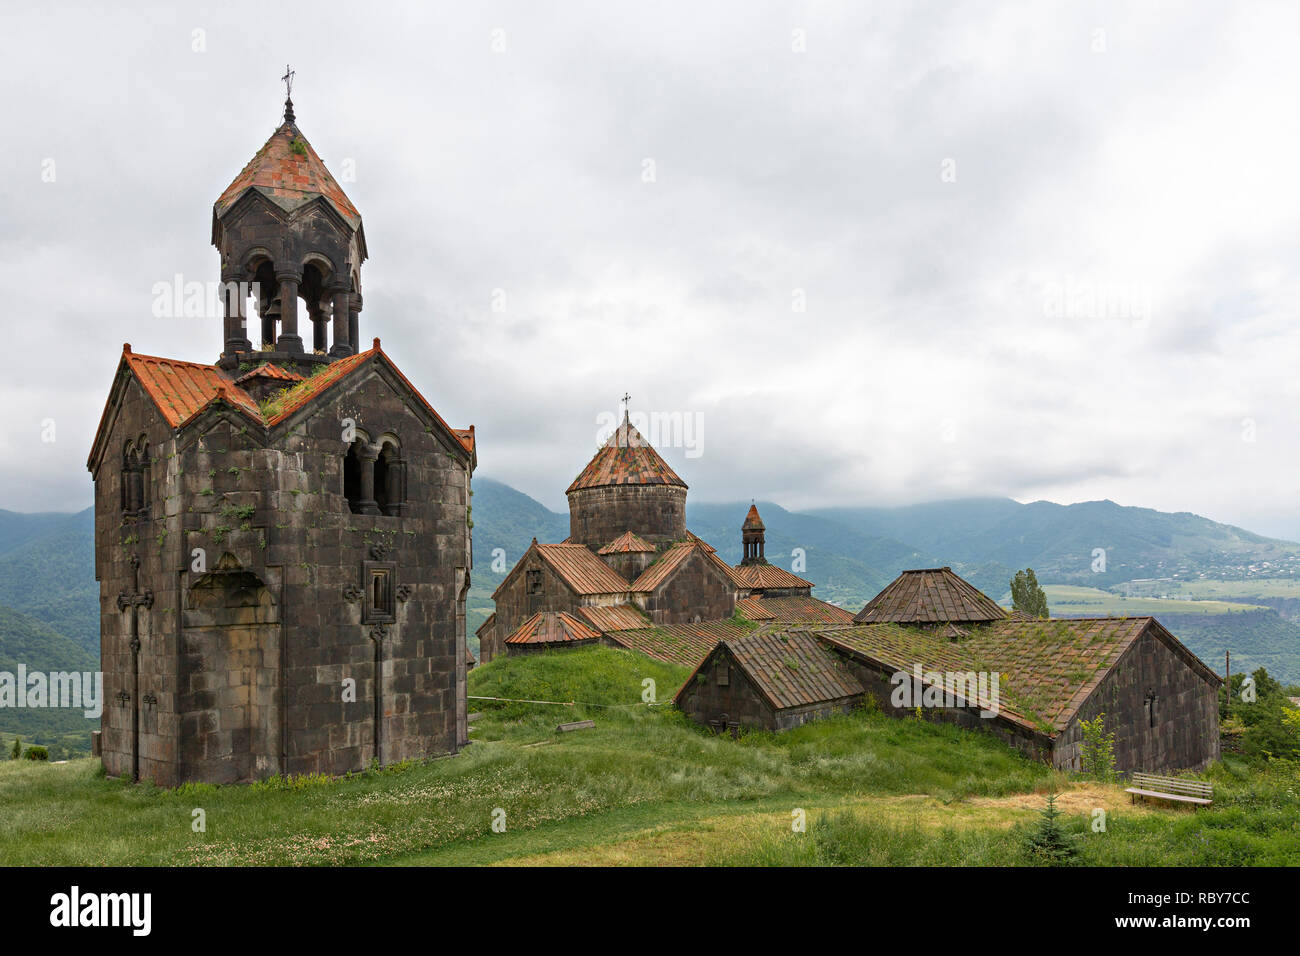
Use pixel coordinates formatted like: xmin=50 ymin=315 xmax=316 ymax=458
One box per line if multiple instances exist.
xmin=300 ymin=260 xmax=331 ymax=354
xmin=375 ymin=438 xmax=402 ymax=516
xmin=343 ymin=441 xmax=363 ymax=514
xmin=249 ymin=258 xmax=278 ymax=348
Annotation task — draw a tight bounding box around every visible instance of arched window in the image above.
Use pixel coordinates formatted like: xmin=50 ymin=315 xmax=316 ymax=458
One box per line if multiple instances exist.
xmin=375 ymin=437 xmax=404 ymax=517
xmin=343 ymin=441 xmax=363 ymax=514
xmin=121 ymin=437 xmax=149 ymax=518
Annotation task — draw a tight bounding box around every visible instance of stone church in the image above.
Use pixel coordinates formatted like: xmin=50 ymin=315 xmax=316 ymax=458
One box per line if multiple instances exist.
xmin=86 ymin=93 xmax=476 ymax=786
xmin=477 ymin=413 xmax=852 ymax=663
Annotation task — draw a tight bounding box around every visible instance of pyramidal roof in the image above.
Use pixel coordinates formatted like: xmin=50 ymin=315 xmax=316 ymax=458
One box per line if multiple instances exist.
xmin=742 ymin=504 xmax=765 ymax=531
xmin=854 ymin=567 xmax=1008 ymax=625
xmin=566 ymin=413 xmax=687 ymax=493
xmin=215 ymin=116 xmax=361 ymax=227
xmin=598 ymin=530 xmax=657 ymax=555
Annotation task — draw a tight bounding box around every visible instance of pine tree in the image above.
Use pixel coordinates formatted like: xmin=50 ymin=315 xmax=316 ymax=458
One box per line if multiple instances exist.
xmin=1023 ymin=792 xmax=1079 ymax=864
xmin=10 ymin=737 xmax=20 ymax=760
xmin=1010 ymin=568 xmax=1050 ymax=618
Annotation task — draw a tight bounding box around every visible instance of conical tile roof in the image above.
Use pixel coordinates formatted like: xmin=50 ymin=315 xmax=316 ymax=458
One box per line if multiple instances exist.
xmin=566 ymin=413 xmax=686 ymax=493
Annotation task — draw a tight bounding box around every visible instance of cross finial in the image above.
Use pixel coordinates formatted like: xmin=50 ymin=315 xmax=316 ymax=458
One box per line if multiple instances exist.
xmin=281 ymin=64 xmax=296 ymax=123
xmin=620 ymin=392 xmax=631 ymax=421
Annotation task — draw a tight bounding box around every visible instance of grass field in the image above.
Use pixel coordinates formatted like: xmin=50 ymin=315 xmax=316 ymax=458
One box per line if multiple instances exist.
xmin=1135 ymin=579 xmax=1300 ymax=600
xmin=0 ymin=646 xmax=1296 ymax=866
xmin=1037 ymin=585 xmax=1267 ymax=617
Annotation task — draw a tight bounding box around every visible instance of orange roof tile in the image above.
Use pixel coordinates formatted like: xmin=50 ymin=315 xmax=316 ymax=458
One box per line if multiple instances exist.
xmin=535 ymin=543 xmax=631 ymax=596
xmin=504 ymin=610 xmax=601 ymax=646
xmin=629 ymin=543 xmax=693 ymax=592
xmin=123 ymin=349 xmax=262 ymax=427
xmin=731 ymin=563 xmax=813 ymax=591
xmin=566 ymin=414 xmax=686 ymax=493
xmin=89 ymin=343 xmax=475 ymax=470
xmin=233 ymin=363 xmax=303 ymax=386
xmin=215 ymin=121 xmax=361 ymax=226
xmin=598 ymin=530 xmax=657 ymax=555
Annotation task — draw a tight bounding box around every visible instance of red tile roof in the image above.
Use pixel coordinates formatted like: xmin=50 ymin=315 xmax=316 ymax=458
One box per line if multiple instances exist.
xmin=738 ymin=595 xmax=854 ymax=624
xmin=598 ymin=530 xmax=657 ymax=555
xmin=215 ymin=121 xmax=361 ymax=226
xmin=123 ymin=349 xmax=262 ymax=427
xmin=535 ymin=543 xmax=631 ymax=596
xmin=566 ymin=414 xmax=686 ymax=493
xmin=711 ymin=631 xmax=865 ymax=711
xmin=504 ymin=610 xmax=601 ymax=646
xmin=88 ymin=343 xmax=475 ymax=471
xmin=742 ymin=504 xmax=765 ymax=531
xmin=629 ymin=537 xmax=743 ymax=593
xmin=576 ymin=604 xmax=652 ymax=631
xmin=854 ymin=567 xmax=1007 ymax=625
xmin=234 ymin=363 xmax=303 ymax=386
xmin=731 ymin=563 xmax=813 ymax=591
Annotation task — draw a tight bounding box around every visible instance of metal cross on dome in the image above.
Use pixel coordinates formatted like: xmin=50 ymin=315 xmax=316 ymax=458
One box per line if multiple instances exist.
xmin=281 ymin=64 xmax=295 ymax=99
xmin=620 ymin=392 xmax=631 ymax=417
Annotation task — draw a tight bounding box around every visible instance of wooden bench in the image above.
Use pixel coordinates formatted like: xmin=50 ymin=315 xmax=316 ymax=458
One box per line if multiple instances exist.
xmin=1125 ymin=772 xmax=1213 ymax=808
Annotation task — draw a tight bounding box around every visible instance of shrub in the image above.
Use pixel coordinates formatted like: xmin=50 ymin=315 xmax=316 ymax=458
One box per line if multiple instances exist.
xmin=1079 ymin=713 xmax=1117 ymax=781
xmin=23 ymin=746 xmax=49 ymax=762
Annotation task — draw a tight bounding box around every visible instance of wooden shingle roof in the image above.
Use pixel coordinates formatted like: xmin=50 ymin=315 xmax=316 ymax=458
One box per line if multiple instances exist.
xmin=604 ymin=619 xmax=754 ymax=668
xmin=566 ymin=413 xmax=686 ymax=493
xmin=504 ymin=610 xmax=601 ymax=646
xmin=576 ymin=604 xmax=652 ymax=632
xmin=738 ymin=595 xmax=854 ymax=624
xmin=854 ymin=567 xmax=1007 ymax=624
xmin=709 ymin=631 xmax=864 ymax=711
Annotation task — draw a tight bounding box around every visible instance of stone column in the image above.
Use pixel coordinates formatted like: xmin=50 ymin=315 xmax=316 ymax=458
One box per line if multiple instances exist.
xmin=382 ymin=458 xmax=405 ymax=517
xmin=356 ymin=442 xmax=382 ymax=516
xmin=348 ymin=293 xmax=362 ymax=353
xmin=310 ymin=302 xmax=328 ymax=353
xmin=221 ymin=275 xmax=251 ymax=356
xmin=329 ymin=287 xmax=352 ymax=358
xmin=275 ymin=271 xmax=304 ymax=353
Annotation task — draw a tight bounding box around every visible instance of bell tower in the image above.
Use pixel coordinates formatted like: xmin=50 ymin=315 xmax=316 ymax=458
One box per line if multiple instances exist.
xmin=212 ymin=69 xmax=368 ymax=371
xmin=741 ymin=503 xmax=767 ymax=566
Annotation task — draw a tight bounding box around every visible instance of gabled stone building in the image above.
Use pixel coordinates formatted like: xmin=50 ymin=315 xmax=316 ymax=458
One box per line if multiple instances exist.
xmin=676 ymin=567 xmax=1223 ymax=773
xmin=86 ymin=94 xmax=476 ymax=786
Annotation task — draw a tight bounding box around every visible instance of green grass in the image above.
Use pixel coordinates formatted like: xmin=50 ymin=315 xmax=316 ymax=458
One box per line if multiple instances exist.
xmin=1039 ymin=585 xmax=1266 ymax=616
xmin=0 ymin=646 xmax=1295 ymax=866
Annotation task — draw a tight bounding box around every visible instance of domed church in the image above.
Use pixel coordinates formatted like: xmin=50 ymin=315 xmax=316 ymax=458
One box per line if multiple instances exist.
xmin=477 ymin=411 xmax=852 ymax=664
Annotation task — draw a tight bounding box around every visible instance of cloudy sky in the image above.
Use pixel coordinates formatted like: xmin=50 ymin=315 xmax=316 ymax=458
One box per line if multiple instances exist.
xmin=3 ymin=2 xmax=1299 ymax=537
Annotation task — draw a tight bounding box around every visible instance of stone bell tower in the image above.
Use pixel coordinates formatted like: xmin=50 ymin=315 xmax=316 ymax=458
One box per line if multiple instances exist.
xmin=211 ymin=75 xmax=367 ymax=372
xmin=740 ymin=503 xmax=767 ymax=566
